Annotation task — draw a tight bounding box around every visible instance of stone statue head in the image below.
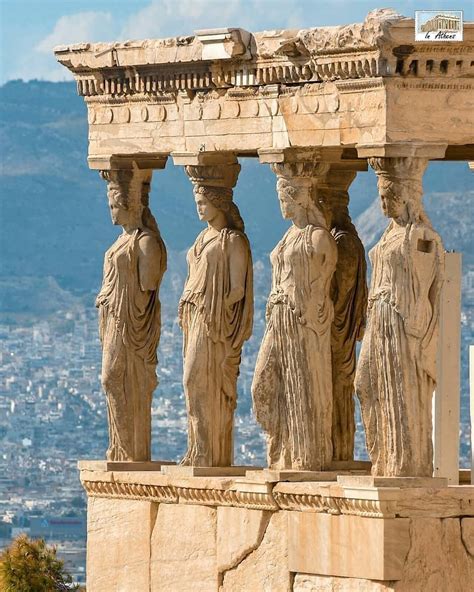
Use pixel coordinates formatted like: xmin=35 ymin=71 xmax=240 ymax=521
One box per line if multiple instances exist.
xmin=276 ymin=177 xmax=311 ymax=219
xmin=275 ymin=176 xmax=328 ymax=229
xmin=377 ymin=176 xmax=408 ymax=219
xmin=101 ymin=166 xmax=158 ymax=232
xmin=185 ymin=163 xmax=245 ymax=232
xmin=193 ymin=186 xmax=245 ymax=232
xmin=369 ymin=157 xmax=429 ymax=225
xmin=317 ymin=169 xmax=356 ymax=228
xmin=101 ymin=169 xmax=142 ymax=229
xmin=271 ymin=160 xmax=330 ymax=228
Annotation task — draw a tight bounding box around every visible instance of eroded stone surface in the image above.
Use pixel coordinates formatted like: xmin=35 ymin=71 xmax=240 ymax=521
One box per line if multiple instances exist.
xmin=83 ymin=474 xmax=474 ymax=590
xmin=252 ymin=154 xmax=337 ymax=471
xmin=293 ymin=574 xmax=395 ymax=591
xmin=355 ymin=156 xmax=444 ymax=477
xmin=322 ymin=167 xmax=367 ymax=462
xmin=97 ymin=168 xmax=167 ymax=462
xmin=393 ymin=518 xmax=474 ymax=592
xmin=461 ymin=518 xmax=474 ymax=556
xmin=220 ymin=510 xmax=289 ymax=591
xmin=217 ymin=507 xmax=271 ymax=572
xmin=179 ymin=161 xmax=253 ymax=467
xmin=289 ymin=512 xmax=410 ymax=581
xmin=151 ymin=504 xmax=217 ymax=591
xmin=87 ymin=497 xmax=156 ymax=592
xmin=292 ymin=517 xmax=474 ymax=591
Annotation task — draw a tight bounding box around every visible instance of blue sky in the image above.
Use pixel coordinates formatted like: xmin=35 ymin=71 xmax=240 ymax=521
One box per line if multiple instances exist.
xmin=0 ymin=0 xmax=472 ymax=84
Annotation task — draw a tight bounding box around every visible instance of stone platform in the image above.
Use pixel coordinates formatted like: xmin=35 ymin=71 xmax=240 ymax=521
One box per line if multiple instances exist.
xmin=80 ymin=466 xmax=474 ymax=591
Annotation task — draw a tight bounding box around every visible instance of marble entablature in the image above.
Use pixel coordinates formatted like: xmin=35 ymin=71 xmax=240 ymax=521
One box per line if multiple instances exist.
xmin=55 ymin=9 xmax=474 ymax=160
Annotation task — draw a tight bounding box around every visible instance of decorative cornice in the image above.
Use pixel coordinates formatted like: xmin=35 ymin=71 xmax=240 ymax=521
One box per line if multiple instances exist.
xmin=272 ymin=491 xmax=396 ymax=517
xmin=82 ymin=478 xmax=278 ymax=511
xmin=81 ymin=475 xmax=474 ymax=518
xmin=176 ymin=486 xmax=229 ymax=506
xmin=392 ymin=81 xmax=473 ymax=91
xmin=83 ymin=479 xmax=177 ymax=503
xmin=66 ymin=47 xmax=474 ymax=100
xmin=82 ymin=477 xmax=394 ymax=516
xmin=55 ymin=7 xmax=474 ymax=101
xmin=335 ymin=78 xmax=385 ymax=93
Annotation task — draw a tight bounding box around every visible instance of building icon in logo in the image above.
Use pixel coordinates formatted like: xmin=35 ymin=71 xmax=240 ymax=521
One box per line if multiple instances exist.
xmin=415 ymin=10 xmax=463 ymax=41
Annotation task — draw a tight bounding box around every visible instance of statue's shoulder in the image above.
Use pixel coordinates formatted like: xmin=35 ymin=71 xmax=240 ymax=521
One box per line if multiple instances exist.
xmin=137 ymin=229 xmax=164 ymax=256
xmin=226 ymin=228 xmax=249 ymax=245
xmin=309 ymin=225 xmax=337 ymax=252
xmin=138 ymin=227 xmax=156 ymax=238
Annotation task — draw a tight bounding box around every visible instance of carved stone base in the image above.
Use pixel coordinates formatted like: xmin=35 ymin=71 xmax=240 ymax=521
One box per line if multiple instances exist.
xmin=246 ymin=465 xmax=372 ymax=482
xmin=329 ymin=460 xmax=372 ymax=472
xmin=80 ymin=465 xmax=474 ymax=591
xmin=337 ymin=475 xmax=449 ymax=488
xmin=246 ymin=469 xmax=340 ymax=482
xmin=160 ymin=465 xmax=258 ymax=477
xmin=78 ymin=460 xmax=175 ymax=472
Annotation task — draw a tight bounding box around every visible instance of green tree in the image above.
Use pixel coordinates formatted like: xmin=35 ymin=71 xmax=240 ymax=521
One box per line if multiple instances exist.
xmin=0 ymin=535 xmax=79 ymax=591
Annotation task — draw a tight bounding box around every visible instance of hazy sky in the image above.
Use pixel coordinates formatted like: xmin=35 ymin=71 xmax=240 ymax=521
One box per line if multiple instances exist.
xmin=0 ymin=0 xmax=472 ymax=84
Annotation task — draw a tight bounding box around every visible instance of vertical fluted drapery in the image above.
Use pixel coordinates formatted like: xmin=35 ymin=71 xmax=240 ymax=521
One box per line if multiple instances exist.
xmin=179 ymin=161 xmax=253 ymax=467
xmin=252 ymin=156 xmax=337 ymax=471
xmin=355 ymin=156 xmax=444 ymax=476
xmin=320 ymin=167 xmax=368 ymax=461
xmin=96 ymin=166 xmax=167 ymax=461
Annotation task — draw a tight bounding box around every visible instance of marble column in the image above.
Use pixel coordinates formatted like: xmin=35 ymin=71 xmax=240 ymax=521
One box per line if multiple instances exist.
xmin=355 ymin=155 xmax=444 ymax=477
xmin=96 ymin=164 xmax=167 ymax=462
xmin=253 ymin=150 xmax=337 ymax=471
xmin=175 ymin=154 xmax=253 ymax=467
xmin=319 ymin=166 xmax=368 ymax=462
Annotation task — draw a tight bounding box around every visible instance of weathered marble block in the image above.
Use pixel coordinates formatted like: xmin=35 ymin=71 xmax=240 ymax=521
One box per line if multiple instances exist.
xmin=289 ymin=513 xmax=410 ymax=580
xmin=86 ymin=497 xmax=157 ymax=592
xmin=80 ymin=466 xmax=474 ymax=592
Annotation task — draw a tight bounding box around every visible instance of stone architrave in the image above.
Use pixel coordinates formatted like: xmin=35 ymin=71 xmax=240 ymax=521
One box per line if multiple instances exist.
xmin=96 ymin=166 xmax=167 ymax=461
xmin=178 ymin=160 xmax=253 ymax=467
xmin=252 ymin=155 xmax=338 ymax=471
xmin=320 ymin=167 xmax=368 ymax=461
xmin=355 ymin=156 xmax=444 ymax=477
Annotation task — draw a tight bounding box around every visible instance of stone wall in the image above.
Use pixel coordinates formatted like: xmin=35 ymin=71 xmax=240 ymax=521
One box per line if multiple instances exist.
xmin=81 ymin=468 xmax=474 ymax=591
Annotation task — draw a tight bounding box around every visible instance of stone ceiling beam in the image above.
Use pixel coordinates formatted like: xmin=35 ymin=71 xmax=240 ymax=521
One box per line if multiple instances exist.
xmin=258 ymin=147 xmax=344 ymax=165
xmin=356 ymin=143 xmax=448 ymax=160
xmin=88 ymin=153 xmax=168 ymax=171
xmin=172 ymin=151 xmax=239 ymax=166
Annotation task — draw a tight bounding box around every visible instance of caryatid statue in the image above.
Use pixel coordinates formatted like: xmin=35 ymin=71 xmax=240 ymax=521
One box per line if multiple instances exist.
xmin=178 ymin=162 xmax=253 ymax=467
xmin=320 ymin=168 xmax=368 ymax=462
xmin=252 ymin=159 xmax=338 ymax=471
xmin=355 ymin=157 xmax=444 ymax=477
xmin=96 ymin=166 xmax=167 ymax=462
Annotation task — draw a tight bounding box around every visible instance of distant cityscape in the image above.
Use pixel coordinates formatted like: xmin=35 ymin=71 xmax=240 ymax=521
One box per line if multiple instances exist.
xmin=1 ymin=258 xmax=473 ymax=584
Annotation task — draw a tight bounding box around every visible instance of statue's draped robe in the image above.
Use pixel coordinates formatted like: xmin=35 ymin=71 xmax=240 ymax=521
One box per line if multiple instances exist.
xmin=330 ymin=225 xmax=367 ymax=460
xmin=179 ymin=228 xmax=253 ymax=467
xmin=252 ymin=225 xmax=336 ymax=471
xmin=355 ymin=221 xmax=443 ymax=476
xmin=96 ymin=228 xmax=167 ymax=461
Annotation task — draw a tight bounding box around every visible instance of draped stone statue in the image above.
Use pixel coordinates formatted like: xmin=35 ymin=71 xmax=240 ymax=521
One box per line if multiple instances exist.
xmin=252 ymin=160 xmax=338 ymax=471
xmin=321 ymin=170 xmax=368 ymax=461
xmin=178 ymin=163 xmax=253 ymax=467
xmin=355 ymin=157 xmax=444 ymax=477
xmin=96 ymin=167 xmax=167 ymax=461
